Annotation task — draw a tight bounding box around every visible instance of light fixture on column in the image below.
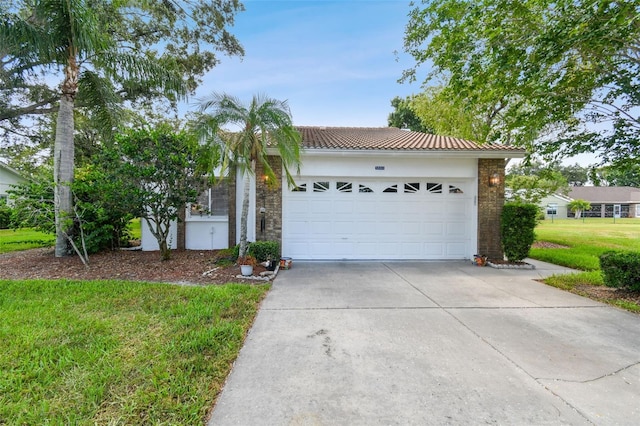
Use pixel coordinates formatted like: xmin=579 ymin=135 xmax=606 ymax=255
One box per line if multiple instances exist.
xmin=489 ymin=173 xmax=500 ymax=187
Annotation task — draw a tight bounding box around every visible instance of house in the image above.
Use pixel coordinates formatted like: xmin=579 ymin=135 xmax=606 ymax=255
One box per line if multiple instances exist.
xmin=0 ymin=161 xmax=27 ymax=204
xmin=568 ymin=186 xmax=640 ymax=218
xmin=142 ymin=127 xmax=525 ymax=260
xmin=539 ymin=193 xmax=572 ymax=220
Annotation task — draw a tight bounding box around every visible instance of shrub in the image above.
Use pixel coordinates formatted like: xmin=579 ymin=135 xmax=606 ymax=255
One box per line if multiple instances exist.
xmin=599 ymin=251 xmax=640 ymax=291
xmin=501 ymin=203 xmax=538 ymax=262
xmin=248 ymin=240 xmax=280 ymax=262
xmin=0 ymin=202 xmax=13 ymax=229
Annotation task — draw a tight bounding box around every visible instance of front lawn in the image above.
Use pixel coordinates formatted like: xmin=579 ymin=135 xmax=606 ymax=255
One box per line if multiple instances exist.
xmin=0 ymin=279 xmax=269 ymax=424
xmin=530 ymin=218 xmax=640 ymax=271
xmin=530 ymin=218 xmax=640 ymax=312
xmin=0 ymin=228 xmax=54 ymax=253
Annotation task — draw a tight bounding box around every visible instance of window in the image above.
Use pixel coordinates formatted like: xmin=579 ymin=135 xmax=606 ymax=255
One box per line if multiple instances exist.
xmin=546 ymin=203 xmax=557 ymax=215
xmin=191 ymin=183 xmax=229 ymax=216
xmin=337 ymin=182 xmax=352 ymax=193
xmin=313 ymin=181 xmax=330 ymax=192
xmin=426 ymin=183 xmax=442 ymax=193
xmin=404 ymin=183 xmax=420 ymax=193
xmin=383 ymin=184 xmax=398 ymax=193
xmin=292 ymin=183 xmax=307 ymax=192
xmin=449 ymin=185 xmax=463 ymax=194
xmin=359 ymin=184 xmax=373 ymax=193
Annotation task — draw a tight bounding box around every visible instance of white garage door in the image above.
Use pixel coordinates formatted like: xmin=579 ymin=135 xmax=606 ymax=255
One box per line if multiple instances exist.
xmin=282 ymin=178 xmax=475 ymax=260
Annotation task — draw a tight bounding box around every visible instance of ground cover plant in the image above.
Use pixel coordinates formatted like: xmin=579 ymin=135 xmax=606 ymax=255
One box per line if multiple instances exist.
xmin=0 ymin=228 xmax=54 ymax=253
xmin=530 ymin=218 xmax=640 ymax=312
xmin=0 ymin=279 xmax=269 ymax=424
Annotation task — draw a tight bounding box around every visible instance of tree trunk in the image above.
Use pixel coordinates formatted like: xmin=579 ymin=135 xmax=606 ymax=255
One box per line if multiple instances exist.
xmin=54 ymin=96 xmax=76 ymax=257
xmin=177 ymin=203 xmax=186 ymax=250
xmin=238 ymin=161 xmax=254 ymax=258
xmin=159 ymin=239 xmax=170 ymax=261
xmin=54 ymin=53 xmax=78 ymax=257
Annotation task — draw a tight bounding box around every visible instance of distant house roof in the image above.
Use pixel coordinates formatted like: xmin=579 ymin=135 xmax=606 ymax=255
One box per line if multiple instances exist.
xmin=296 ymin=127 xmax=525 ymax=157
xmin=569 ymin=186 xmax=640 ymax=203
xmin=0 ymin=160 xmax=25 ymax=180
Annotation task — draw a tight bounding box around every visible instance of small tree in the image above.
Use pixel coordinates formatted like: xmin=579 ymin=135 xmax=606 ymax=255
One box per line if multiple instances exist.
xmin=109 ymin=126 xmax=216 ymax=260
xmin=568 ymin=199 xmax=591 ymax=219
xmin=501 ymin=203 xmax=538 ymax=262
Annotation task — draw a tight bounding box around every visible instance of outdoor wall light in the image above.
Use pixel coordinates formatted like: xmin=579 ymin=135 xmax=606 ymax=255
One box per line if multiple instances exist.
xmin=489 ymin=173 xmax=500 ymax=187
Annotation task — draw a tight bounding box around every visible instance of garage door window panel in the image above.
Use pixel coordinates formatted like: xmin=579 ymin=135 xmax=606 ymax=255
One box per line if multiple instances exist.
xmin=404 ymin=182 xmax=420 ymax=193
xmin=359 ymin=184 xmax=374 ymax=193
xmin=426 ymin=183 xmax=443 ymax=193
xmin=313 ymin=181 xmax=330 ymax=192
xmin=337 ymin=182 xmax=352 ymax=192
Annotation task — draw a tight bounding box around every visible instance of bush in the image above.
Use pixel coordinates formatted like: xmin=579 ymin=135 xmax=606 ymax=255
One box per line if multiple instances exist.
xmin=599 ymin=251 xmax=640 ymax=291
xmin=248 ymin=240 xmax=280 ymax=262
xmin=0 ymin=202 xmax=13 ymax=229
xmin=501 ymin=203 xmax=538 ymax=262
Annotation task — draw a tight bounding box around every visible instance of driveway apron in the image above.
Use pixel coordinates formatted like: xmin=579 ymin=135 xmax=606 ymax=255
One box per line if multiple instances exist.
xmin=209 ymin=260 xmax=640 ymax=425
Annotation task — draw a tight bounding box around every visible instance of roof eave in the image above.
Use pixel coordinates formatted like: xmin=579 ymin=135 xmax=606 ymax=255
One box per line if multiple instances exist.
xmin=281 ymin=148 xmax=526 ymax=159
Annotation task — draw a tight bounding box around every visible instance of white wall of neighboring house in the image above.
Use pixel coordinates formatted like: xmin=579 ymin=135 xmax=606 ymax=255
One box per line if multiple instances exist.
xmin=540 ymin=193 xmax=572 ymax=220
xmin=0 ymin=162 xmax=27 ymax=203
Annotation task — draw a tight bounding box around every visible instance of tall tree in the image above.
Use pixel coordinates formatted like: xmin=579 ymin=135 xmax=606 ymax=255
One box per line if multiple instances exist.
xmin=197 ymin=93 xmax=302 ymax=258
xmin=403 ymin=0 xmax=640 ymax=167
xmin=410 ymin=87 xmax=489 ymax=142
xmin=591 ymin=164 xmax=640 ymax=187
xmin=387 ymin=96 xmax=432 ymax=132
xmin=1 ymin=0 xmax=243 ymax=256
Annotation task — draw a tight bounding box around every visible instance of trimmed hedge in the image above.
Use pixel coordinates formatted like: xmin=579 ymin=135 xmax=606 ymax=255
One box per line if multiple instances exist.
xmin=599 ymin=251 xmax=640 ymax=291
xmin=501 ymin=203 xmax=538 ymax=262
xmin=247 ymin=240 xmax=280 ymax=262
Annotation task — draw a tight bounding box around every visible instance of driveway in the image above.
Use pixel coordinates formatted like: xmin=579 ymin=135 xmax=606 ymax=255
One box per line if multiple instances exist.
xmin=209 ymin=260 xmax=640 ymax=425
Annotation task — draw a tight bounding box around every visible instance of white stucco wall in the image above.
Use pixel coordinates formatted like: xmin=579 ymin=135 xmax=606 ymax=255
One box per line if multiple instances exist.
xmin=296 ymin=153 xmax=477 ymax=179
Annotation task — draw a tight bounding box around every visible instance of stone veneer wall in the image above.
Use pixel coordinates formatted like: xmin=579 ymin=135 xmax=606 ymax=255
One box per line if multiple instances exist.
xmin=254 ymin=156 xmax=283 ymax=244
xmin=477 ymin=158 xmax=506 ymax=260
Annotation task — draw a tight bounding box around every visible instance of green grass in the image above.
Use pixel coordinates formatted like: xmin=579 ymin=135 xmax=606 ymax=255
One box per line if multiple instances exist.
xmin=0 ymin=228 xmax=55 ymax=253
xmin=531 ymin=218 xmax=640 ymax=270
xmin=530 ymin=218 xmax=640 ymax=311
xmin=0 ymin=218 xmax=141 ymax=253
xmin=0 ymin=279 xmax=269 ymax=424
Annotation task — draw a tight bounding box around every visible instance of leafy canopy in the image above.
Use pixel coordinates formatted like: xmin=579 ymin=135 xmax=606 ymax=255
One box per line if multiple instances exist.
xmin=403 ymin=0 xmax=640 ymax=168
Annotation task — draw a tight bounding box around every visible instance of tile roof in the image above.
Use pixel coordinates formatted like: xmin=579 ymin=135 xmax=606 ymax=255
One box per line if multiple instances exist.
xmin=296 ymin=126 xmax=524 ymax=154
xmin=569 ymin=186 xmax=640 ymax=203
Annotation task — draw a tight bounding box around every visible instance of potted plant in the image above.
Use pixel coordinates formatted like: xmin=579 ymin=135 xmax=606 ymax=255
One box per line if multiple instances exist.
xmin=238 ymin=255 xmax=257 ymax=276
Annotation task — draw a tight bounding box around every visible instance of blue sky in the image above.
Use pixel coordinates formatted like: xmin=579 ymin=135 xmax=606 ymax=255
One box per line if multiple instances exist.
xmin=192 ymin=0 xmax=421 ymax=127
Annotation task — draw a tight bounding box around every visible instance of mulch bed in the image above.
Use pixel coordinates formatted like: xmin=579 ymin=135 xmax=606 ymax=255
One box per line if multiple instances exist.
xmin=0 ymin=248 xmax=269 ymax=285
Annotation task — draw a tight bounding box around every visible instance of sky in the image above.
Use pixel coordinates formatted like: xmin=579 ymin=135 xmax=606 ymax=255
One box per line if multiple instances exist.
xmin=191 ymin=0 xmax=420 ymax=127
xmin=188 ymin=0 xmax=599 ymax=166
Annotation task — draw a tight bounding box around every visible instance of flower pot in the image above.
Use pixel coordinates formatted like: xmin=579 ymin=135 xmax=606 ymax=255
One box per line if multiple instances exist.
xmin=240 ymin=265 xmax=253 ymax=276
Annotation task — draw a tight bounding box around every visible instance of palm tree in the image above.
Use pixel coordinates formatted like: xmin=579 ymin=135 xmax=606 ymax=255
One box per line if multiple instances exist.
xmin=568 ymin=199 xmax=591 ymax=219
xmin=197 ymin=93 xmax=302 ymax=258
xmin=1 ymin=0 xmax=186 ymax=256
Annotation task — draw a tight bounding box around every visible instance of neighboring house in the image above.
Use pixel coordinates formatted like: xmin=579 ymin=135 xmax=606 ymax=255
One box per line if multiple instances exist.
xmin=540 ymin=193 xmax=572 ymax=220
xmin=568 ymin=186 xmax=640 ymax=218
xmin=142 ymin=127 xmax=525 ymax=260
xmin=0 ymin=161 xmax=27 ymax=204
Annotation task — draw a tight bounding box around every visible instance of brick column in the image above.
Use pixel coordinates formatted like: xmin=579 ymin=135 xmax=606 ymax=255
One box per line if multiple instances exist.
xmin=477 ymin=159 xmax=506 ymax=260
xmin=255 ymin=156 xmax=283 ymax=245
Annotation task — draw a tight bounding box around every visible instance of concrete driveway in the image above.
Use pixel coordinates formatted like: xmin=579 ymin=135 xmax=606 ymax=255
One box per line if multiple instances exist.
xmin=209 ymin=260 xmax=640 ymax=425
